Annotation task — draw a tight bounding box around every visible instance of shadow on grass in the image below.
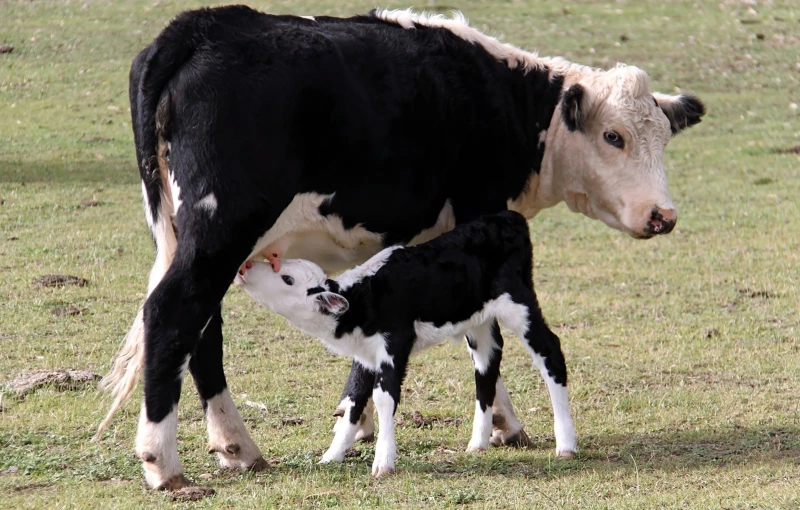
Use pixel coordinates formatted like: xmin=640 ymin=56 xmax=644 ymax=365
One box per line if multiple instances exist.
xmin=301 ymin=424 xmax=800 ymax=479
xmin=0 ymin=159 xmax=138 ymax=184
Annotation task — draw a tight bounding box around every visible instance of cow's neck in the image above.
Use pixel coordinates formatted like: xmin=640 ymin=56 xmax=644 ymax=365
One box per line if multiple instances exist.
xmin=508 ymin=63 xmax=589 ymax=220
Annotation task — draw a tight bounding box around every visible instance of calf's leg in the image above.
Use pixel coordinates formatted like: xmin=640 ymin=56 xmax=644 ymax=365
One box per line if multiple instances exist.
xmin=465 ymin=320 xmax=504 ymax=452
xmin=321 ymin=362 xmax=375 ymax=463
xmin=489 ymin=379 xmax=531 ymax=447
xmin=503 ymin=289 xmax=577 ymax=457
xmin=334 ymin=362 xmax=376 ymax=443
xmin=371 ymin=338 xmax=412 ymax=477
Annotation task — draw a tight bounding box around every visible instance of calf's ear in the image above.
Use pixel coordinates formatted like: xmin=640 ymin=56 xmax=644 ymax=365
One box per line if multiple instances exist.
xmin=561 ymin=84 xmax=589 ymax=132
xmin=316 ymin=292 xmax=349 ymax=316
xmin=653 ymin=93 xmax=706 ymax=135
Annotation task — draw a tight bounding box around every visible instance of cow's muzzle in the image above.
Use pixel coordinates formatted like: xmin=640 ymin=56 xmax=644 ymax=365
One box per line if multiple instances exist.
xmin=644 ymin=207 xmax=677 ymax=237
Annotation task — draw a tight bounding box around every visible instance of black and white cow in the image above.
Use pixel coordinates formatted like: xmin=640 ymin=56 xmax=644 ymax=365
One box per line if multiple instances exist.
xmin=235 ymin=211 xmax=573 ymax=477
xmin=93 ymin=6 xmax=705 ymax=489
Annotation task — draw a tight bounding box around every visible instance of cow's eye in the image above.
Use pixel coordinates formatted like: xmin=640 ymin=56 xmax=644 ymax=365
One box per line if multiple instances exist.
xmin=603 ymin=131 xmax=624 ymax=149
xmin=281 ymin=275 xmax=294 ymax=286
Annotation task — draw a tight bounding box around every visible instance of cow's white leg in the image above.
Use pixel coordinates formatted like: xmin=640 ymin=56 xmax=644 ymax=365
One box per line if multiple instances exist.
xmin=465 ymin=321 xmax=503 ymax=452
xmin=371 ymin=387 xmax=397 ymax=477
xmin=135 ymin=402 xmax=188 ymax=489
xmin=489 ymin=378 xmax=531 ymax=447
xmin=206 ymin=388 xmax=267 ymax=470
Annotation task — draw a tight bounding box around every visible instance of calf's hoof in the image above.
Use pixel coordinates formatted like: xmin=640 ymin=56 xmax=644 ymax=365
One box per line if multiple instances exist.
xmin=319 ymin=451 xmax=345 ymax=464
xmin=489 ymin=427 xmax=532 ymax=448
xmin=465 ymin=443 xmax=489 ymax=453
xmin=371 ymin=465 xmax=395 ymax=478
xmin=556 ymin=449 xmax=576 ymax=459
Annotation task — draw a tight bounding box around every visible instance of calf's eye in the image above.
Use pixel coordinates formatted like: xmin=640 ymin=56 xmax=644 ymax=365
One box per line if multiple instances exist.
xmin=281 ymin=275 xmax=294 ymax=286
xmin=603 ymin=131 xmax=625 ymax=149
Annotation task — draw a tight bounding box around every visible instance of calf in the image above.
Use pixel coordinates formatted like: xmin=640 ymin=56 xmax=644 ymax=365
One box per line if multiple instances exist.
xmin=235 ymin=211 xmax=575 ymax=476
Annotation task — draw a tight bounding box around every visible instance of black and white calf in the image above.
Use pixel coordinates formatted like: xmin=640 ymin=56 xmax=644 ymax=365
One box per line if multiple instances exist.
xmin=235 ymin=211 xmax=575 ymax=476
xmin=95 ymin=5 xmax=704 ymax=489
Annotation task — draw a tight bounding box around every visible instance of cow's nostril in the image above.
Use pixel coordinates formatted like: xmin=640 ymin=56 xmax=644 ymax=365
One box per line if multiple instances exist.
xmin=645 ymin=207 xmax=677 ymax=236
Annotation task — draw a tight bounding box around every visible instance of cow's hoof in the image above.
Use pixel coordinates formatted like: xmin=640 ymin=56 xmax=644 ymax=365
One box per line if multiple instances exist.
xmin=171 ymin=485 xmax=216 ymax=501
xmin=157 ymin=474 xmax=193 ymax=491
xmin=209 ymin=443 xmax=266 ymax=471
xmin=248 ymin=456 xmax=270 ymax=471
xmin=371 ymin=465 xmax=395 ymax=478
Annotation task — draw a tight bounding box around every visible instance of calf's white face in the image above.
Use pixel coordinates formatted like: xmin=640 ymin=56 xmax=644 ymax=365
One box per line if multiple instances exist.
xmin=550 ymin=65 xmax=705 ymax=239
xmin=234 ymin=260 xmax=348 ymax=326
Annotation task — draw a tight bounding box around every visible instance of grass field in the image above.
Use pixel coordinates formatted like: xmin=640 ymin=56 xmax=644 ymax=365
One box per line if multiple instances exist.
xmin=1 ymin=0 xmax=799 ymax=508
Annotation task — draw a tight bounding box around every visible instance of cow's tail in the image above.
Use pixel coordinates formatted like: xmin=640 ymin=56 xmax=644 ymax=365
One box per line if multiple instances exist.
xmin=93 ymin=22 xmax=197 ymax=440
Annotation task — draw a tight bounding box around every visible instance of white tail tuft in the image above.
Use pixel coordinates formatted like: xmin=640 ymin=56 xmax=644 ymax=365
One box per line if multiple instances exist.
xmin=93 ymin=307 xmax=145 ymax=441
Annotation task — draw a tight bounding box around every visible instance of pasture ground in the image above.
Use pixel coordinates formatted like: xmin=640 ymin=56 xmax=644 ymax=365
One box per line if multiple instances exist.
xmin=1 ymin=0 xmax=799 ymax=508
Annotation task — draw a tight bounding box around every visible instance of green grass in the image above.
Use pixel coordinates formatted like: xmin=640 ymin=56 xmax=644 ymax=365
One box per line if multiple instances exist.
xmin=1 ymin=0 xmax=799 ymax=508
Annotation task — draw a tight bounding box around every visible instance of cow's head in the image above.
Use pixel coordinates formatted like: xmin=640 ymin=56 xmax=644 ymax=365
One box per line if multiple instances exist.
xmin=234 ymin=260 xmax=348 ymax=329
xmin=550 ymin=64 xmax=705 ymax=239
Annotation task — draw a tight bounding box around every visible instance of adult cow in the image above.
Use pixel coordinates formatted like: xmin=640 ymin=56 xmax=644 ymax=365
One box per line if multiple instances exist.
xmin=94 ymin=6 xmax=704 ymax=490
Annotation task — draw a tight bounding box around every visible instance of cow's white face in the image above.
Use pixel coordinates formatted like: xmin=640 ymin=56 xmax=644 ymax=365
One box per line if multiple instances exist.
xmin=548 ymin=65 xmax=705 ymax=239
xmin=234 ymin=260 xmax=348 ymax=329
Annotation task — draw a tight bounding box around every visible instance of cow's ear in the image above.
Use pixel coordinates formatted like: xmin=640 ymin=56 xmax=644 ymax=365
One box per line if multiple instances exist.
xmin=561 ymin=84 xmax=588 ymax=132
xmin=654 ymin=93 xmax=706 ymax=135
xmin=316 ymin=292 xmax=349 ymax=316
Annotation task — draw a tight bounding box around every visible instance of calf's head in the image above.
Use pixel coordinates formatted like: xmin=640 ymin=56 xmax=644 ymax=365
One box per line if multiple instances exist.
xmin=234 ymin=260 xmax=349 ymax=326
xmin=551 ymin=64 xmax=705 ymax=239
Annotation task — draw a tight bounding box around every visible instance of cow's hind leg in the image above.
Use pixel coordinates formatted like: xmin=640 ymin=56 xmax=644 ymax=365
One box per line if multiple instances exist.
xmin=322 ymin=362 xmax=375 ymax=463
xmin=190 ymin=305 xmax=268 ymax=471
xmin=501 ymin=290 xmax=577 ymax=457
xmin=464 ymin=320 xmax=503 ymax=452
xmin=136 ymin=245 xmax=248 ymax=489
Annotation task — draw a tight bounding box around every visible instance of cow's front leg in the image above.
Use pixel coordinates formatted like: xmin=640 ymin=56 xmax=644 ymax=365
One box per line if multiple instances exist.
xmin=190 ymin=306 xmax=267 ymax=471
xmin=321 ymin=362 xmax=375 ymax=463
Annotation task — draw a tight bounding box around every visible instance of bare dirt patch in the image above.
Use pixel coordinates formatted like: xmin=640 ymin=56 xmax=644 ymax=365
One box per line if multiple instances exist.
xmin=171 ymin=486 xmax=216 ymax=502
xmin=397 ymin=410 xmax=464 ymax=429
xmin=6 ymin=369 xmax=100 ymax=399
xmin=32 ymin=275 xmax=88 ymax=288
xmin=51 ymin=306 xmax=84 ymax=317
